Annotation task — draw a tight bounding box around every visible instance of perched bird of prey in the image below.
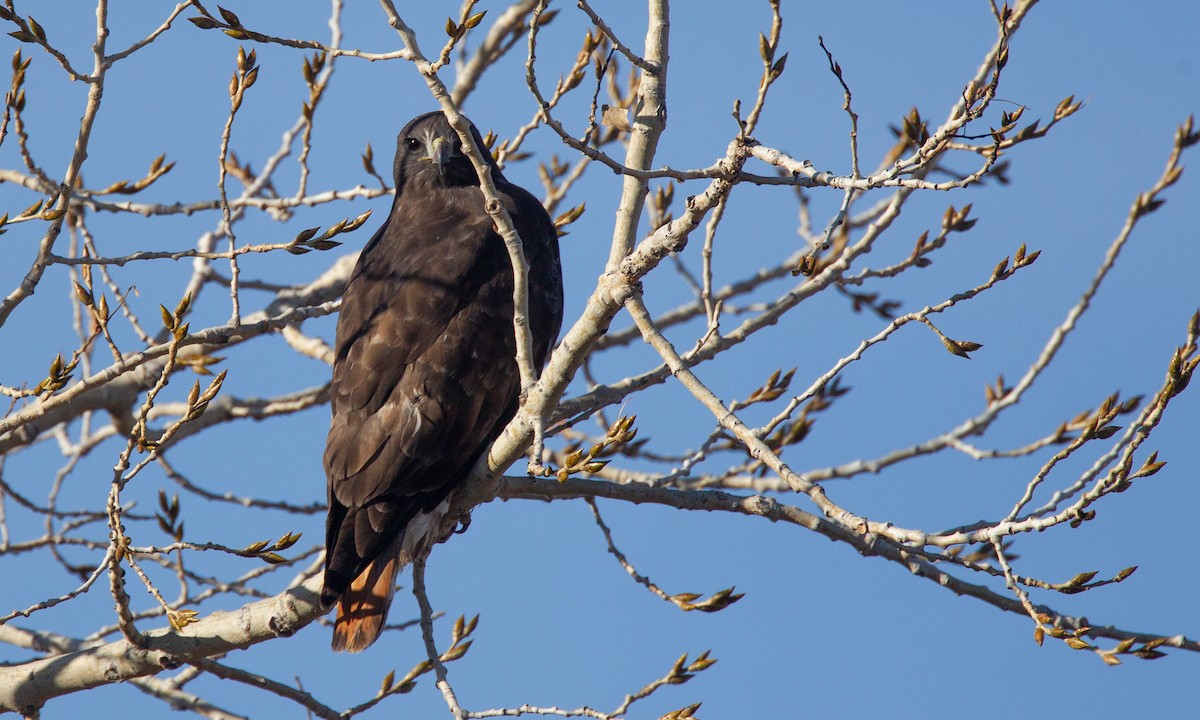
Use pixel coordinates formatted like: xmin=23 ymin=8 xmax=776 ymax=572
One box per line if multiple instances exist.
xmin=321 ymin=111 xmax=563 ymax=652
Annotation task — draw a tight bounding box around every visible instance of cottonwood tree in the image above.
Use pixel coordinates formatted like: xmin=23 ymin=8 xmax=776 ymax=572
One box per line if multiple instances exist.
xmin=0 ymin=1 xmax=1196 ymax=718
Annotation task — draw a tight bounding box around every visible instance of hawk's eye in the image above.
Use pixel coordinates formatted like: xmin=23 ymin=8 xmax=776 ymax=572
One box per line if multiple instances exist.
xmin=404 ymin=137 xmax=421 ymax=151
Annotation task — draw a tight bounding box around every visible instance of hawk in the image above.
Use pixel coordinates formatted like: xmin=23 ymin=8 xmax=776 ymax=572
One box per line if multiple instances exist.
xmin=320 ymin=111 xmax=563 ymax=652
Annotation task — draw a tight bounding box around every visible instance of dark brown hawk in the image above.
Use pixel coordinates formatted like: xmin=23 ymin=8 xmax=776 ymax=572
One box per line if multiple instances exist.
xmin=321 ymin=111 xmax=563 ymax=652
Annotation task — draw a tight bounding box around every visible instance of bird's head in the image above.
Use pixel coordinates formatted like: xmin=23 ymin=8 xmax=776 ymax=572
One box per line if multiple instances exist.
xmin=393 ymin=111 xmax=494 ymax=190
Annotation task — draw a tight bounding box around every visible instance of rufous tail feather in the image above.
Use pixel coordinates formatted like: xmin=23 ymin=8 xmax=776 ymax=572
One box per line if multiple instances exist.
xmin=331 ymin=555 xmax=399 ymax=652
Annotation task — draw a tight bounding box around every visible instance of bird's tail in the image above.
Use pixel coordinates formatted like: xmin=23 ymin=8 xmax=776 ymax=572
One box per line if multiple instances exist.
xmin=332 ymin=554 xmax=400 ymax=653
xmin=326 ymin=498 xmax=456 ymax=652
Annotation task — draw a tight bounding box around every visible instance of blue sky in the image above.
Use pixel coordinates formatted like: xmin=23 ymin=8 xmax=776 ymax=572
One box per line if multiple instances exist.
xmin=1 ymin=2 xmax=1197 ymax=718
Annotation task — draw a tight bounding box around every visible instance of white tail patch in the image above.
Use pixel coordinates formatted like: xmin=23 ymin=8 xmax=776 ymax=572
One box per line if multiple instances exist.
xmin=396 ymin=497 xmax=454 ymax=567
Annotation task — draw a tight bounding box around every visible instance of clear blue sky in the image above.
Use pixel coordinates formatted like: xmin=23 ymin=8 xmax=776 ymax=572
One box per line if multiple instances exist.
xmin=1 ymin=2 xmax=1197 ymax=718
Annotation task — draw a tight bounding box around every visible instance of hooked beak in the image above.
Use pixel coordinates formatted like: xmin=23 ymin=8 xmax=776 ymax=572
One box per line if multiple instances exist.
xmin=426 ymin=136 xmax=453 ymax=178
